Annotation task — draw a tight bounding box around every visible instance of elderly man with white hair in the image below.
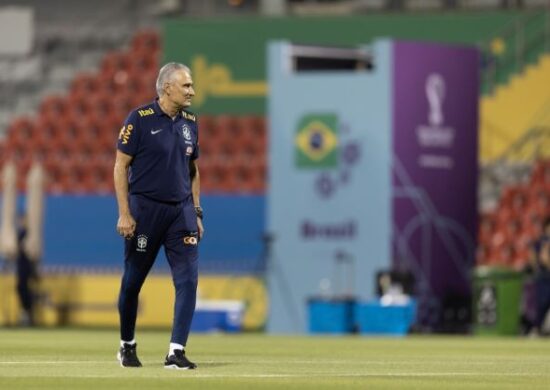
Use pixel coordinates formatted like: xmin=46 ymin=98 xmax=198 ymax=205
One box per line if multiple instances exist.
xmin=114 ymin=62 xmax=203 ymax=369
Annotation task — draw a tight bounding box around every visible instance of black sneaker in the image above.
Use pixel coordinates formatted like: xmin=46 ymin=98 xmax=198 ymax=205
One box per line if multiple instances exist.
xmin=164 ymin=349 xmax=197 ymax=370
xmin=117 ymin=343 xmax=142 ymax=367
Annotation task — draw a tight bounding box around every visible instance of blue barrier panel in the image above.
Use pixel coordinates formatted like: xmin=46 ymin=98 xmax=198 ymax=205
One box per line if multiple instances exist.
xmin=40 ymin=194 xmax=265 ymax=272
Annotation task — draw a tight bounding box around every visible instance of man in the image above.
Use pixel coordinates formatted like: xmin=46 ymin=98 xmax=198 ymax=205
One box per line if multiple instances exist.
xmin=114 ymin=62 xmax=204 ymax=369
xmin=15 ymin=213 xmax=39 ymax=326
xmin=530 ymin=216 xmax=550 ymax=335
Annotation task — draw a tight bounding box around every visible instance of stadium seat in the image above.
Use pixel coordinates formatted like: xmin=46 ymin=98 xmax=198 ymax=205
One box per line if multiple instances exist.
xmin=476 ymin=244 xmax=491 ymax=266
xmin=528 ymin=184 xmax=550 ymax=215
xmin=204 ymin=162 xmax=234 ymax=193
xmin=71 ymin=73 xmax=101 ymax=95
xmin=494 ymin=206 xmax=514 ymax=230
xmin=198 ymin=116 xmax=225 ymax=142
xmin=101 ymin=51 xmax=132 ymax=75
xmin=127 ymin=48 xmax=158 ymax=74
xmin=198 ymin=116 xmax=215 ymax=134
xmin=65 ymin=91 xmax=95 ymax=117
xmin=239 ymin=115 xmax=267 ymax=141
xmin=215 ymin=115 xmax=242 ymax=144
xmin=130 ymin=29 xmax=160 ymax=52
xmin=0 ymin=144 xmax=5 ymax=167
xmin=530 ymin=159 xmax=550 ymax=185
xmin=7 ymin=117 xmax=34 ymax=145
xmin=197 ymin=139 xmax=215 ymax=160
xmin=478 ymin=213 xmax=496 ymax=246
xmin=39 ymin=96 xmax=68 ymax=121
xmin=35 ymin=116 xmax=63 ymax=144
xmin=509 ymin=187 xmax=528 ymax=215
xmin=97 ymin=71 xmax=130 ymax=95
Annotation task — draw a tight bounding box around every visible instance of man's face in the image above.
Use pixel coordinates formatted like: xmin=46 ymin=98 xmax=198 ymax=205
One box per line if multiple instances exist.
xmin=167 ymin=70 xmax=195 ymax=108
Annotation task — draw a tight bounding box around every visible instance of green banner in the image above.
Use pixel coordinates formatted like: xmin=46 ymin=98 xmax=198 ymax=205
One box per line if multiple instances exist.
xmin=163 ymin=12 xmax=526 ymax=114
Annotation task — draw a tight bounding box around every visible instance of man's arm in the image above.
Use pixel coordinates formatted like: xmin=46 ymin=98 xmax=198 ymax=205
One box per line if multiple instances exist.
xmin=189 ymin=160 xmax=204 ymax=240
xmin=541 ymin=242 xmax=550 ymax=269
xmin=114 ymin=150 xmax=136 ymax=239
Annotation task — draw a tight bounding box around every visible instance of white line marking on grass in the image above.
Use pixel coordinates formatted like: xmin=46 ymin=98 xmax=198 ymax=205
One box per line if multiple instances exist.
xmin=0 ymin=372 xmax=547 ymax=379
xmin=0 ymin=361 xmax=108 ymax=364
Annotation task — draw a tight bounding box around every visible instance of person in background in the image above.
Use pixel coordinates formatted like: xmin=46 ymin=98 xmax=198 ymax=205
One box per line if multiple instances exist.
xmin=529 ymin=216 xmax=550 ymax=336
xmin=15 ymin=213 xmax=39 ymax=326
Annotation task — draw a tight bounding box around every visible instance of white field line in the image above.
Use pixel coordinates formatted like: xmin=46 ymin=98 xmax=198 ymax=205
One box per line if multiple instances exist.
xmin=0 ymin=361 xmax=547 ymax=379
xmin=0 ymin=372 xmax=547 ymax=379
xmin=0 ymin=359 xmax=526 ymax=365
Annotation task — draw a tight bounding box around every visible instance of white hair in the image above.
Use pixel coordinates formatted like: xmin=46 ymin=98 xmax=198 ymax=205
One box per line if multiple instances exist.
xmin=156 ymin=62 xmax=191 ymax=96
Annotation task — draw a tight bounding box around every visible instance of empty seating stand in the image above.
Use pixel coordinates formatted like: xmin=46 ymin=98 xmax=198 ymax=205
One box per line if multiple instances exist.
xmin=0 ymin=30 xmax=267 ymax=195
xmin=478 ymin=160 xmax=550 ymax=269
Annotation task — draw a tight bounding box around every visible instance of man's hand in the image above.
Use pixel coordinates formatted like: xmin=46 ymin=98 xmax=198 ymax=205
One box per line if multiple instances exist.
xmin=197 ymin=217 xmax=204 ymax=241
xmin=117 ymin=213 xmax=136 ymax=239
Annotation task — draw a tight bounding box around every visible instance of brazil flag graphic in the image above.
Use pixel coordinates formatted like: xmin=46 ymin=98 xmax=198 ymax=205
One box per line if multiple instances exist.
xmin=295 ymin=113 xmax=339 ymax=169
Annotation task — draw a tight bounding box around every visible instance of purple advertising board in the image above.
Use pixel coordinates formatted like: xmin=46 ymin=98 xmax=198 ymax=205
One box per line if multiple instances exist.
xmin=392 ymin=41 xmax=479 ymax=331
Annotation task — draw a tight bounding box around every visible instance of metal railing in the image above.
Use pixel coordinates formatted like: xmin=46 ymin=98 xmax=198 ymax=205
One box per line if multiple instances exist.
xmin=480 ymin=7 xmax=550 ymax=94
xmin=494 ymin=126 xmax=550 ymax=163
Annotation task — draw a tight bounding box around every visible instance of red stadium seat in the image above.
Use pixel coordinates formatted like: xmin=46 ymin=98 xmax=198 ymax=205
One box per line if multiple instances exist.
xmin=215 ymin=115 xmax=242 ymax=143
xmin=530 ymin=159 xmax=550 ymax=185
xmin=199 ymin=115 xmax=223 ymax=140
xmin=239 ymin=116 xmax=267 ymax=139
xmin=39 ymin=95 xmax=69 ymax=121
xmin=97 ymin=71 xmax=130 ymax=95
xmin=131 ymin=30 xmax=160 ymax=53
xmin=34 ymin=116 xmax=63 ymax=145
xmin=496 ymin=244 xmax=516 ymax=267
xmin=101 ymin=52 xmax=132 ymax=76
xmin=478 ymin=213 xmax=496 ymax=246
xmin=127 ymin=48 xmax=159 ymax=74
xmin=476 ymin=244 xmax=491 ymax=266
xmin=71 ymin=73 xmax=101 ymax=96
xmin=7 ymin=117 xmax=34 ymax=146
xmin=494 ymin=206 xmax=514 ymax=230
xmin=509 ymin=187 xmax=528 ymax=216
xmin=203 ymin=163 xmax=234 ymax=193
xmin=240 ymin=136 xmax=263 ymax=160
xmin=65 ymin=90 xmax=95 ymax=117
xmin=0 ymin=144 xmax=6 ymax=167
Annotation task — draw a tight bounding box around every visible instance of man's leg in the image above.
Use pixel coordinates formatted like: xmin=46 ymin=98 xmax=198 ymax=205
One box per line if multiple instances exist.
xmin=16 ymin=252 xmax=34 ymax=325
xmin=118 ymin=243 xmax=159 ymax=342
xmin=164 ymin=232 xmax=198 ymax=346
xmin=117 ymin=196 xmax=166 ymax=366
xmin=535 ymin=274 xmax=550 ymax=332
xmin=163 ymin=203 xmax=198 ymax=369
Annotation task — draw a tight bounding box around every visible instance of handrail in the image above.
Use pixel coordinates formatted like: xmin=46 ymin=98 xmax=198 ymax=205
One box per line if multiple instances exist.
xmin=480 ymin=8 xmax=550 ymax=94
xmin=493 ymin=126 xmax=550 ymax=163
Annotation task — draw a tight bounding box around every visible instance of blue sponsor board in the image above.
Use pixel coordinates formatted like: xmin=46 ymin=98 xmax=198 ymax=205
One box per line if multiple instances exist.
xmin=37 ymin=194 xmax=265 ymax=273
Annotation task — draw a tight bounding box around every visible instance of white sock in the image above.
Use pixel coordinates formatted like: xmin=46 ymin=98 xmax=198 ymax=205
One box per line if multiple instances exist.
xmin=121 ymin=339 xmax=136 ymax=348
xmin=169 ymin=342 xmax=184 ymax=356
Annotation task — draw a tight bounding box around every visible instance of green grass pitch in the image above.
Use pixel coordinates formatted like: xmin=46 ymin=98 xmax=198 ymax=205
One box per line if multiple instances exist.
xmin=0 ymin=329 xmax=549 ymax=389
